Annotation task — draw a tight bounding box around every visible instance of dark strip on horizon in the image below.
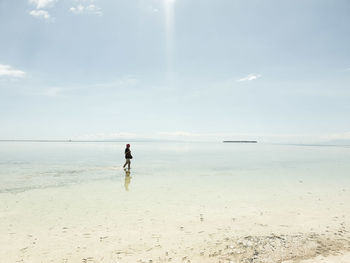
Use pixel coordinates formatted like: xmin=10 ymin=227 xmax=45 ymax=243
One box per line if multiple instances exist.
xmin=223 ymin=141 xmax=258 ymax=143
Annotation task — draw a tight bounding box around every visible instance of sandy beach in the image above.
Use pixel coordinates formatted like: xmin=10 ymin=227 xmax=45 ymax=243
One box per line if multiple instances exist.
xmin=1 ymin=175 xmax=349 ymax=263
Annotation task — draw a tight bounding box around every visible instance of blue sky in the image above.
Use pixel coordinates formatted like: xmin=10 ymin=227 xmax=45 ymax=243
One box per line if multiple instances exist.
xmin=0 ymin=0 xmax=350 ymax=142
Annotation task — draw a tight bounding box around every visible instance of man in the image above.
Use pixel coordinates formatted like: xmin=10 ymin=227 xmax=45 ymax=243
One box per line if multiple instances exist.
xmin=123 ymin=144 xmax=132 ymax=169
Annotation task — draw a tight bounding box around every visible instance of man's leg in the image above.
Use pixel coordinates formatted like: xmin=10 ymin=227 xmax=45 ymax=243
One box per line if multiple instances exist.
xmin=127 ymin=159 xmax=131 ymax=169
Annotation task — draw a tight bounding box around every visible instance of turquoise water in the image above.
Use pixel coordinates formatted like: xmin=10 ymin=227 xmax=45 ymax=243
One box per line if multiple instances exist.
xmin=0 ymin=142 xmax=349 ymax=194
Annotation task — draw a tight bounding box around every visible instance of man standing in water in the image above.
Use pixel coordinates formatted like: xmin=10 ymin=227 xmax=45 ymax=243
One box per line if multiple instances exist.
xmin=123 ymin=144 xmax=132 ymax=169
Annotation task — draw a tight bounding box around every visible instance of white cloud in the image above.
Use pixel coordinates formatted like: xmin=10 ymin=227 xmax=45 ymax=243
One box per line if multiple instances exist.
xmin=29 ymin=9 xmax=50 ymax=19
xmin=158 ymin=131 xmax=200 ymax=137
xmin=28 ymin=0 xmax=55 ymax=20
xmin=85 ymin=4 xmax=102 ymax=15
xmin=75 ymin=132 xmax=140 ymax=140
xmin=74 ymin=131 xmax=203 ymax=142
xmin=321 ymin=132 xmax=350 ymax=141
xmin=29 ymin=0 xmax=56 ymax=9
xmin=237 ymin=73 xmax=262 ymax=82
xmin=69 ymin=0 xmax=102 ymax=16
xmin=69 ymin=4 xmax=84 ymax=14
xmin=0 ymin=64 xmax=26 ymax=78
xmin=157 ymin=131 xmax=264 ymax=142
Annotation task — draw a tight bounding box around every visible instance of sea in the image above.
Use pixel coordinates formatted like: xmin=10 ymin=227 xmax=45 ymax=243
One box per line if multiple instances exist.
xmin=1 ymin=141 xmax=349 ymax=195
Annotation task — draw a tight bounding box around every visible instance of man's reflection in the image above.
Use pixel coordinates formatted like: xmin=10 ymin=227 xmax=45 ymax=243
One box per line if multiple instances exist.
xmin=124 ymin=169 xmax=131 ymax=191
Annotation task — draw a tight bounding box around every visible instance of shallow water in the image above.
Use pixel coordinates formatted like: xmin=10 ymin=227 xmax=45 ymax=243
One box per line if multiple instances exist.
xmin=0 ymin=141 xmax=349 ymax=194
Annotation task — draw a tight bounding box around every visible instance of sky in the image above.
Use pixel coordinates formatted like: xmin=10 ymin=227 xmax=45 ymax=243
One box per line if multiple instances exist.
xmin=0 ymin=0 xmax=350 ymax=143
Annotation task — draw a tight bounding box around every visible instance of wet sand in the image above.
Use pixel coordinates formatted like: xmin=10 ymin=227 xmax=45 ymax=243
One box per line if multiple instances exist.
xmin=1 ymin=175 xmax=349 ymax=263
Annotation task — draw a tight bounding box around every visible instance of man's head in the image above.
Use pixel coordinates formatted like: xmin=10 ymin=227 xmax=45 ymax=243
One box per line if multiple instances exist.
xmin=126 ymin=144 xmax=130 ymax=148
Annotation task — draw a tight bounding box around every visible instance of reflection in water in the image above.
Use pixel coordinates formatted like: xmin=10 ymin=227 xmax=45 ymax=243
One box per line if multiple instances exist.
xmin=124 ymin=169 xmax=131 ymax=191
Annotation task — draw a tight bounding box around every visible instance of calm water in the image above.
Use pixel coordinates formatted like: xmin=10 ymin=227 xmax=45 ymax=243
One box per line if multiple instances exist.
xmin=0 ymin=142 xmax=350 ymax=194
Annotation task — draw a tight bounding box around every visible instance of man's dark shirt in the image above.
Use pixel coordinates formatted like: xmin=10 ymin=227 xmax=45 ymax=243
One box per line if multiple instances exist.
xmin=125 ymin=148 xmax=132 ymax=159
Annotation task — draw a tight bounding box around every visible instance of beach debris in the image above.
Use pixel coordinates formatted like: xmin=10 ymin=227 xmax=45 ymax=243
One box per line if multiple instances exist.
xmin=207 ymin=231 xmax=350 ymax=263
xmin=82 ymin=257 xmax=94 ymax=263
xmin=20 ymin=247 xmax=28 ymax=252
xmin=99 ymin=236 xmax=108 ymax=242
